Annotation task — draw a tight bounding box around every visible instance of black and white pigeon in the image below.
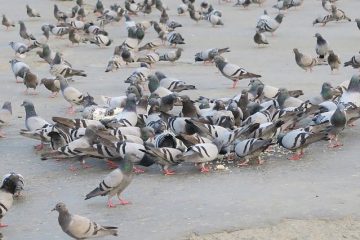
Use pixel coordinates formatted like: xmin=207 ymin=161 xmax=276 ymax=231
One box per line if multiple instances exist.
xmin=48 ymin=24 xmax=70 ymax=38
xmin=177 ymin=140 xmax=223 ymax=173
xmin=90 ymin=34 xmax=113 ymax=47
xmin=159 ymin=48 xmax=183 ymax=63
xmin=19 ymin=21 xmax=36 ymax=42
xmin=85 ymin=154 xmax=134 ymax=208
xmin=0 ymin=102 xmax=12 ymax=138
xmin=50 ymin=52 xmax=87 ymax=78
xmin=331 ymin=5 xmax=351 ymax=22
xmin=9 ymin=59 xmax=30 ymax=83
xmin=155 ymin=71 xmax=196 ymax=92
xmin=214 ymin=56 xmax=261 ymax=88
xmin=205 ymin=12 xmax=224 ymax=27
xmin=327 ymin=50 xmax=341 ymax=72
xmin=26 ymin=4 xmax=41 ymax=18
xmin=235 ymin=138 xmax=273 ymax=165
xmin=339 ymin=75 xmax=360 ymax=107
xmin=166 ymin=31 xmax=185 ymax=46
xmin=277 ymin=127 xmax=327 ymax=160
xmin=344 ymin=52 xmax=360 ymax=69
xmin=2 ymin=15 xmax=15 ymax=30
xmin=194 ymin=47 xmax=230 ymax=63
xmin=0 ymin=174 xmax=20 ymax=227
xmin=140 ymin=146 xmax=184 ymax=175
xmin=293 ymin=48 xmax=317 ymax=72
xmin=9 ymin=42 xmax=28 ymax=57
xmin=52 ymin=202 xmax=118 ymax=239
xmin=256 ymin=12 xmax=284 ymax=35
xmin=315 ymin=33 xmax=330 ymax=60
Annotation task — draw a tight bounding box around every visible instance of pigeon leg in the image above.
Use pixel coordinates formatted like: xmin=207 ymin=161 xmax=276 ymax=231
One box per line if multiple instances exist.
xmin=0 ymin=223 xmax=8 ymax=228
xmin=133 ymin=166 xmax=145 ymax=174
xmin=288 ymin=153 xmax=302 ymax=160
xmin=107 ymin=198 xmax=116 ymax=208
xmin=200 ymin=166 xmax=209 ymax=173
xmin=232 ymin=81 xmax=238 ymax=89
xmin=34 ymin=143 xmax=44 ymax=151
xmin=163 ymin=169 xmax=175 ymax=176
xmin=238 ymin=159 xmax=249 ymax=166
xmin=49 ymin=92 xmax=58 ymax=98
xmin=106 ymin=160 xmax=118 ymax=169
xmin=117 ymin=195 xmax=131 ymax=205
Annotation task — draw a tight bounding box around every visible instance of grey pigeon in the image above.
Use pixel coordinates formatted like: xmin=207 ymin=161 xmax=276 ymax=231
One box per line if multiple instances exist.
xmin=50 ymin=52 xmax=86 ymax=78
xmin=256 ymin=13 xmax=284 ymax=34
xmin=36 ymin=44 xmax=55 ymax=64
xmin=327 ymin=50 xmax=341 ymax=72
xmin=0 ymin=102 xmax=12 ymax=138
xmin=293 ymin=48 xmax=317 ymax=72
xmin=166 ymin=32 xmax=185 ymax=46
xmin=85 ymin=154 xmax=134 ymax=208
xmin=194 ymin=47 xmax=230 ymax=63
xmin=235 ymin=138 xmax=273 ymax=165
xmin=9 ymin=41 xmax=28 ymax=56
xmin=327 ymin=104 xmax=346 ymax=148
xmin=21 ymin=100 xmax=49 ymax=131
xmin=213 ymin=56 xmax=261 ymax=88
xmin=315 ymin=33 xmax=330 ymax=59
xmin=2 ymin=15 xmax=15 ymax=30
xmin=9 ymin=59 xmax=30 ymax=83
xmin=155 ymin=71 xmax=196 ymax=92
xmin=19 ymin=21 xmax=36 ymax=42
xmin=52 ymin=202 xmax=118 ymax=239
xmin=26 ymin=4 xmax=41 ymax=18
xmin=159 ymin=48 xmax=183 ymax=63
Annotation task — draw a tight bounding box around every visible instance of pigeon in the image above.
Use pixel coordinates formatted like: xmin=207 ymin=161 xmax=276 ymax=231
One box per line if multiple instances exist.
xmin=48 ymin=25 xmax=70 ymax=38
xmin=322 ymin=0 xmax=333 ymax=12
xmin=155 ymin=71 xmax=196 ymax=92
xmin=19 ymin=21 xmax=36 ymax=42
xmin=68 ymin=29 xmax=88 ymax=45
xmin=40 ymin=78 xmax=60 ymax=98
xmin=137 ymin=52 xmax=160 ymax=66
xmin=9 ymin=42 xmax=28 ymax=57
xmin=253 ymin=31 xmax=268 ymax=46
xmin=160 ymin=9 xmax=169 ymax=24
xmin=125 ymin=0 xmax=140 ymax=15
xmin=125 ymin=63 xmax=151 ymax=84
xmin=159 ymin=48 xmax=183 ymax=63
xmin=23 ymin=71 xmax=39 ymax=95
xmin=235 ymin=138 xmax=273 ymax=165
xmin=166 ymin=32 xmax=185 ymax=46
xmin=331 ymin=5 xmax=351 ymax=22
xmin=140 ymin=146 xmax=184 ymax=175
xmin=277 ymin=127 xmax=327 ymax=160
xmin=256 ymin=13 xmax=284 ymax=35
xmin=50 ymin=53 xmax=87 ymax=78
xmin=315 ymin=33 xmax=330 ymax=59
xmin=206 ymin=13 xmax=224 ymax=27
xmin=327 ymin=50 xmax=341 ymax=72
xmin=312 ymin=14 xmax=335 ymax=26
xmin=213 ymin=56 xmax=261 ymax=88
xmin=114 ymin=94 xmax=138 ymax=126
xmin=52 ymin=202 xmax=118 ymax=239
xmin=26 ymin=4 xmax=41 ymax=18
xmin=90 ymin=34 xmax=113 ymax=47
xmin=1 ymin=173 xmax=24 ymax=197
xmin=58 ymin=77 xmax=85 ymax=114
xmin=344 ymin=52 xmax=360 ymax=69
xmin=355 ymin=19 xmax=360 ymax=31
xmin=2 ymin=15 xmax=15 ymax=30
xmin=36 ymin=44 xmax=55 ymax=64
xmin=138 ymin=38 xmax=163 ymax=51
xmin=188 ymin=9 xmax=204 ymax=23
xmin=276 ymin=88 xmax=304 ymax=109
xmin=21 ymin=100 xmax=49 ymax=131
xmin=339 ymin=75 xmax=360 ymax=107
xmin=176 ymin=140 xmax=223 ymax=172
xmin=54 ymin=4 xmax=68 ymax=22
xmin=0 ymin=174 xmax=19 ymax=227
xmin=85 ymin=154 xmax=134 ymax=207
xmin=234 ymin=0 xmax=252 ymax=8
xmin=194 ymin=47 xmax=230 ymax=63
xmin=0 ymin=102 xmax=12 ymax=138
xmin=105 ymin=55 xmax=123 ymax=72
xmin=327 ymin=105 xmax=346 ymax=148
xmin=9 ymin=59 xmax=30 ymax=83
xmin=148 ymin=75 xmax=173 ymax=97
xmin=293 ymin=48 xmax=317 ymax=72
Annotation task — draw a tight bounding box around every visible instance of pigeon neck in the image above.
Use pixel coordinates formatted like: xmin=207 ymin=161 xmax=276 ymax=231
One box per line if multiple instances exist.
xmin=123 ymin=99 xmax=136 ymax=112
xmin=25 ymin=105 xmax=37 ymax=119
xmin=119 ymin=157 xmax=133 ymax=173
xmin=58 ymin=210 xmax=71 ymax=228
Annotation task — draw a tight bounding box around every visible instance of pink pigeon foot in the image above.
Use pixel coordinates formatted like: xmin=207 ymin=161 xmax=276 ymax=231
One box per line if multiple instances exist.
xmin=0 ymin=223 xmax=8 ymax=228
xmin=133 ymin=167 xmax=145 ymax=174
xmin=163 ymin=169 xmax=175 ymax=175
xmin=118 ymin=198 xmax=131 ymax=205
xmin=200 ymin=166 xmax=210 ymax=173
xmin=289 ymin=153 xmax=302 ymax=160
xmin=107 ymin=199 xmax=116 ymax=208
xmin=34 ymin=143 xmax=44 ymax=151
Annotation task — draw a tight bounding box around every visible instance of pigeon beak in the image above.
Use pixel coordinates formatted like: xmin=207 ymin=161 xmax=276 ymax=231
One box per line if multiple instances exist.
xmin=274 ymin=92 xmax=280 ymax=98
xmin=51 ymin=208 xmax=56 ymax=212
xmin=20 ymin=103 xmax=24 ymax=106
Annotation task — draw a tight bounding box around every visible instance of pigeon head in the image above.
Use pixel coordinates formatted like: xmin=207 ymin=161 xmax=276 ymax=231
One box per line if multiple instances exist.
xmin=2 ymin=101 xmax=12 ymax=113
xmin=293 ymin=48 xmax=299 ymax=55
xmin=213 ymin=100 xmax=225 ymax=111
xmin=148 ymin=75 xmax=160 ymax=93
xmin=126 ymin=85 xmax=141 ymax=99
xmin=275 ymin=13 xmax=284 ymax=23
xmin=321 ymin=82 xmax=337 ymax=100
xmin=0 ymin=174 xmax=19 ymax=195
xmin=154 ymin=71 xmax=167 ymax=80
xmin=123 ymin=93 xmax=137 ymax=112
xmin=52 ymin=202 xmax=68 ymax=212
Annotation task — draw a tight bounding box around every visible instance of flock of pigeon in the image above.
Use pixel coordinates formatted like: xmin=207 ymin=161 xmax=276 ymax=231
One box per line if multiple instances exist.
xmin=0 ymin=0 xmax=360 ymax=239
